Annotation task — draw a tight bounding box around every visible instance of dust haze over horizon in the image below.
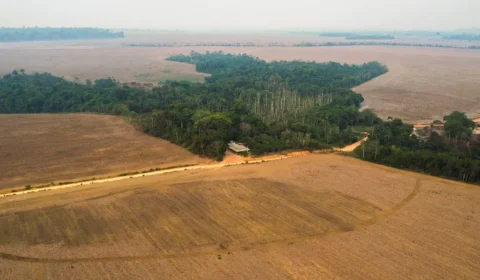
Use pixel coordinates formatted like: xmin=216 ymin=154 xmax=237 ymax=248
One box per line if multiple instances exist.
xmin=0 ymin=0 xmax=478 ymax=31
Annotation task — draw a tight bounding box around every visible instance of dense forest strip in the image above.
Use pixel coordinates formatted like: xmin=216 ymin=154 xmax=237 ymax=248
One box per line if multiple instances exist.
xmin=0 ymin=27 xmax=124 ymax=42
xmin=354 ymin=112 xmax=480 ymax=183
xmin=0 ymin=53 xmax=387 ymax=160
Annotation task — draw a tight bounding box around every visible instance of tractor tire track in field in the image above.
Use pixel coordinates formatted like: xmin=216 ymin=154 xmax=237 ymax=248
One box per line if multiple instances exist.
xmin=0 ymin=178 xmax=422 ymax=264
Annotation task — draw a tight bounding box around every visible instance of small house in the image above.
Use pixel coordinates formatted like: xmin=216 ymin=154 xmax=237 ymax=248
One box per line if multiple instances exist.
xmin=412 ymin=123 xmax=445 ymax=139
xmin=228 ymin=141 xmax=250 ymax=153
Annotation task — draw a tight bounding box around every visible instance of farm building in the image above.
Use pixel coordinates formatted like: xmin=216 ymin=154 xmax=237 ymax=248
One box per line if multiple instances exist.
xmin=228 ymin=141 xmax=250 ymax=153
xmin=412 ymin=123 xmax=445 ymax=139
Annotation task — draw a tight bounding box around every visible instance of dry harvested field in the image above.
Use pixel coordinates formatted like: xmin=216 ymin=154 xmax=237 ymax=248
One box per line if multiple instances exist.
xmin=0 ymin=154 xmax=478 ymax=279
xmin=1 ymin=33 xmax=480 ymax=121
xmin=0 ymin=114 xmax=205 ymax=190
xmin=0 ymin=46 xmax=210 ymax=84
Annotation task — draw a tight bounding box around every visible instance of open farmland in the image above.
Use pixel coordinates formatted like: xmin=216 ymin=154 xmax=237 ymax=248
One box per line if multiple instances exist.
xmin=0 ymin=154 xmax=478 ymax=279
xmin=0 ymin=114 xmax=205 ymax=189
xmin=1 ymin=34 xmax=480 ymax=122
xmin=246 ymin=46 xmax=480 ymax=122
xmin=0 ymin=46 xmax=210 ymax=84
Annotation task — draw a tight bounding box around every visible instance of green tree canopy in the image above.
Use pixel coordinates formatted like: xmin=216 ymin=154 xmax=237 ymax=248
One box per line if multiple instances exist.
xmin=443 ymin=111 xmax=475 ymax=140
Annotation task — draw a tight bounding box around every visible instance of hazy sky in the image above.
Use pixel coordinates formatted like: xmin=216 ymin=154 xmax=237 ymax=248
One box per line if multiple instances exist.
xmin=0 ymin=0 xmax=478 ymax=30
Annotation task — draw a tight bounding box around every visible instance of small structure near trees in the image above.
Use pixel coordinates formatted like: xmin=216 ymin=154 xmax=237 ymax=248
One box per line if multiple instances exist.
xmin=412 ymin=123 xmax=445 ymax=140
xmin=228 ymin=141 xmax=250 ymax=154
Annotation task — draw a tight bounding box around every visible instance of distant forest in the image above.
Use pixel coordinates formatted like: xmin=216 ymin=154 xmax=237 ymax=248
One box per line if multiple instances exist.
xmin=127 ymin=40 xmax=480 ymax=50
xmin=345 ymin=35 xmax=394 ymax=40
xmin=442 ymin=34 xmax=480 ymax=41
xmin=0 ymin=27 xmax=124 ymax=42
xmin=319 ymin=32 xmax=394 ymax=40
xmin=294 ymin=41 xmax=480 ymax=49
xmin=318 ymin=32 xmax=354 ymax=37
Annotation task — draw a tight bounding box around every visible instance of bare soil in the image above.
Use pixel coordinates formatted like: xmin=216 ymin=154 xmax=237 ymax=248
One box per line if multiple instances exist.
xmin=0 ymin=114 xmax=205 ymax=189
xmin=0 ymin=154 xmax=478 ymax=279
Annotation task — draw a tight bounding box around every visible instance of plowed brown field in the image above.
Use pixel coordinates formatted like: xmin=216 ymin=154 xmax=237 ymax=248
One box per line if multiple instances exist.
xmin=0 ymin=154 xmax=478 ymax=279
xmin=0 ymin=114 xmax=205 ymax=189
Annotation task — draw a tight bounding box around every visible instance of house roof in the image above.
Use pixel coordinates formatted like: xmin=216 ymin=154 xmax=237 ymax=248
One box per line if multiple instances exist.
xmin=413 ymin=123 xmax=444 ymax=129
xmin=413 ymin=124 xmax=430 ymax=129
xmin=228 ymin=141 xmax=250 ymax=153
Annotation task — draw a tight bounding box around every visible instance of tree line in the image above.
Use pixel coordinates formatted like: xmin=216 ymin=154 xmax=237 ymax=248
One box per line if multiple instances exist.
xmin=318 ymin=32 xmax=394 ymax=40
xmin=442 ymin=34 xmax=480 ymax=41
xmin=355 ymin=111 xmax=480 ymax=183
xmin=0 ymin=27 xmax=124 ymax=42
xmin=294 ymin=41 xmax=480 ymax=49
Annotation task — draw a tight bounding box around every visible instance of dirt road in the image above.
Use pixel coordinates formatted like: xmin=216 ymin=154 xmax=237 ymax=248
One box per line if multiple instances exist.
xmin=335 ymin=136 xmax=368 ymax=152
xmin=0 ymin=156 xmax=289 ymax=198
xmin=0 ymin=137 xmax=368 ymax=198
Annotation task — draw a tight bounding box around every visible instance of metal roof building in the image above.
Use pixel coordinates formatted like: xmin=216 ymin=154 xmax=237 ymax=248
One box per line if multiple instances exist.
xmin=228 ymin=141 xmax=250 ymax=153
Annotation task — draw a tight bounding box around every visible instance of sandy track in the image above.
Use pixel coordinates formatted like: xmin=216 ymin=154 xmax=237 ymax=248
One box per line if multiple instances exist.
xmin=1 ymin=135 xmax=369 ymax=198
xmin=0 ymin=157 xmax=287 ymax=198
xmin=335 ymin=136 xmax=368 ymax=152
